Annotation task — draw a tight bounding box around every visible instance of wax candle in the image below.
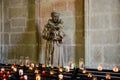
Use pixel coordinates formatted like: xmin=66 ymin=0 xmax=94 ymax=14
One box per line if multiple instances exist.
xmin=19 ymin=69 xmax=23 ymax=76
xmin=6 ymin=71 xmax=10 ymax=75
xmin=42 ymin=71 xmax=45 ymax=74
xmin=82 ymin=69 xmax=87 ymax=74
xmin=11 ymin=66 xmax=14 ymax=69
xmin=13 ymin=67 xmax=17 ymax=72
xmin=106 ymin=74 xmax=111 ymax=79
xmin=36 ymin=64 xmax=39 ymax=67
xmin=20 ymin=76 xmax=24 ymax=80
xmin=65 ymin=66 xmax=70 ymax=72
xmin=0 ymin=71 xmax=3 ymax=75
xmin=1 ymin=68 xmax=5 ymax=72
xmin=59 ymin=68 xmax=63 ymax=72
xmin=69 ymin=61 xmax=75 ymax=69
xmin=50 ymin=71 xmax=54 ymax=75
xmin=25 ymin=57 xmax=30 ymax=67
xmin=31 ymin=63 xmax=34 ymax=67
xmin=97 ymin=65 xmax=102 ymax=71
xmin=13 ymin=63 xmax=16 ymax=66
xmin=36 ymin=74 xmax=41 ymax=80
xmin=29 ymin=66 xmax=33 ymax=70
xmin=42 ymin=64 xmax=45 ymax=68
xmin=88 ymin=73 xmax=92 ymax=78
xmin=113 ymin=66 xmax=119 ymax=72
xmin=58 ymin=74 xmax=63 ymax=80
xmin=93 ymin=77 xmax=97 ymax=80
xmin=34 ymin=70 xmax=39 ymax=74
xmin=24 ymin=75 xmax=28 ymax=80
xmin=19 ymin=56 xmax=24 ymax=66
xmin=3 ymin=74 xmax=7 ymax=79
xmin=79 ymin=58 xmax=84 ymax=70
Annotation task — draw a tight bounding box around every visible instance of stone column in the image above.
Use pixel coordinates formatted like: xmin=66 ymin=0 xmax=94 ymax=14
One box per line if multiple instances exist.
xmin=2 ymin=0 xmax=37 ymax=64
xmin=85 ymin=0 xmax=120 ymax=69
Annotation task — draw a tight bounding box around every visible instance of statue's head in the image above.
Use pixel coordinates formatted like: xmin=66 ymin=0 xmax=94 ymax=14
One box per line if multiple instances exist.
xmin=51 ymin=11 xmax=60 ymax=23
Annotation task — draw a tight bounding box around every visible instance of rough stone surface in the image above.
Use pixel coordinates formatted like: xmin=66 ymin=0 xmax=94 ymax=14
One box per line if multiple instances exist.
xmin=85 ymin=0 xmax=120 ymax=69
xmin=0 ymin=0 xmax=37 ymax=63
xmin=104 ymin=46 xmax=120 ymax=64
xmin=9 ymin=7 xmax=27 ymax=18
xmin=11 ymin=33 xmax=36 ymax=44
xmin=11 ymin=18 xmax=26 ymax=27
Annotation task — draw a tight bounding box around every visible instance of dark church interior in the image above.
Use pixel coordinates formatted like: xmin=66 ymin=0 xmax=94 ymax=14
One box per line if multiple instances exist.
xmin=0 ymin=0 xmax=120 ymax=80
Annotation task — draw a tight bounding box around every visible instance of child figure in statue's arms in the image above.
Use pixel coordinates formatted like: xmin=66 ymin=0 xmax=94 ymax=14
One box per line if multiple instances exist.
xmin=43 ymin=12 xmax=64 ymax=43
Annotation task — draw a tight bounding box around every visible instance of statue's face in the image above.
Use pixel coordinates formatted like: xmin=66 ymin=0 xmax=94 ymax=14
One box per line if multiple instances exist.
xmin=52 ymin=14 xmax=59 ymax=23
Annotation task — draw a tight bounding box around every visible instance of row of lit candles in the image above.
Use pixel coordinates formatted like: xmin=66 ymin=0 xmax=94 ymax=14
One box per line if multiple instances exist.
xmin=82 ymin=70 xmax=111 ymax=80
xmin=81 ymin=65 xmax=119 ymax=80
xmin=1 ymin=62 xmax=120 ymax=73
xmin=0 ymin=61 xmax=119 ymax=80
xmin=19 ymin=73 xmax=64 ymax=80
xmin=0 ymin=65 xmax=65 ymax=80
xmin=97 ymin=65 xmax=119 ymax=72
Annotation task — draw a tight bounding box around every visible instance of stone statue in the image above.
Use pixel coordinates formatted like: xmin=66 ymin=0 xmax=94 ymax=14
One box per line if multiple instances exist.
xmin=42 ymin=11 xmax=65 ymax=66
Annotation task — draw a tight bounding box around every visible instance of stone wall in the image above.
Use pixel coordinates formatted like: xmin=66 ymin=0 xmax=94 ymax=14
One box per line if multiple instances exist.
xmin=85 ymin=0 xmax=120 ymax=69
xmin=0 ymin=0 xmax=2 ymax=62
xmin=36 ymin=0 xmax=84 ymax=66
xmin=0 ymin=0 xmax=37 ymax=63
xmin=0 ymin=0 xmax=84 ymax=65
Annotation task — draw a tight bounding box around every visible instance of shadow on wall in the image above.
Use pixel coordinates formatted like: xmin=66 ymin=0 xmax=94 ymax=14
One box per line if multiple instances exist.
xmin=75 ymin=0 xmax=85 ymax=66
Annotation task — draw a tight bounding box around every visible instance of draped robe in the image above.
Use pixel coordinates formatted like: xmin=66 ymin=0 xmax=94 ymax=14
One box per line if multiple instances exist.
xmin=42 ymin=19 xmax=65 ymax=66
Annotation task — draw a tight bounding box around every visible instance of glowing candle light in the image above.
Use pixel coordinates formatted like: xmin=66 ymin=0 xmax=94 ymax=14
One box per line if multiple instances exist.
xmin=31 ymin=63 xmax=35 ymax=67
xmin=29 ymin=66 xmax=33 ymax=70
xmin=1 ymin=68 xmax=5 ymax=72
xmin=13 ymin=67 xmax=17 ymax=72
xmin=11 ymin=66 xmax=14 ymax=69
xmin=65 ymin=66 xmax=70 ymax=72
xmin=3 ymin=74 xmax=7 ymax=79
xmin=88 ymin=73 xmax=92 ymax=78
xmin=19 ymin=69 xmax=23 ymax=76
xmin=82 ymin=69 xmax=87 ymax=74
xmin=34 ymin=70 xmax=39 ymax=74
xmin=6 ymin=71 xmax=10 ymax=75
xmin=51 ymin=65 xmax=54 ymax=68
xmin=8 ymin=75 xmax=11 ymax=78
xmin=58 ymin=74 xmax=63 ymax=80
xmin=59 ymin=68 xmax=63 ymax=72
xmin=42 ymin=71 xmax=45 ymax=74
xmin=106 ymin=74 xmax=111 ymax=79
xmin=36 ymin=74 xmax=41 ymax=80
xmin=69 ymin=61 xmax=75 ymax=69
xmin=24 ymin=75 xmax=28 ymax=80
xmin=13 ymin=63 xmax=16 ymax=66
xmin=93 ymin=77 xmax=97 ymax=80
xmin=42 ymin=64 xmax=46 ymax=68
xmin=113 ymin=66 xmax=119 ymax=72
xmin=36 ymin=64 xmax=39 ymax=67
xmin=97 ymin=65 xmax=102 ymax=71
xmin=50 ymin=71 xmax=54 ymax=75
